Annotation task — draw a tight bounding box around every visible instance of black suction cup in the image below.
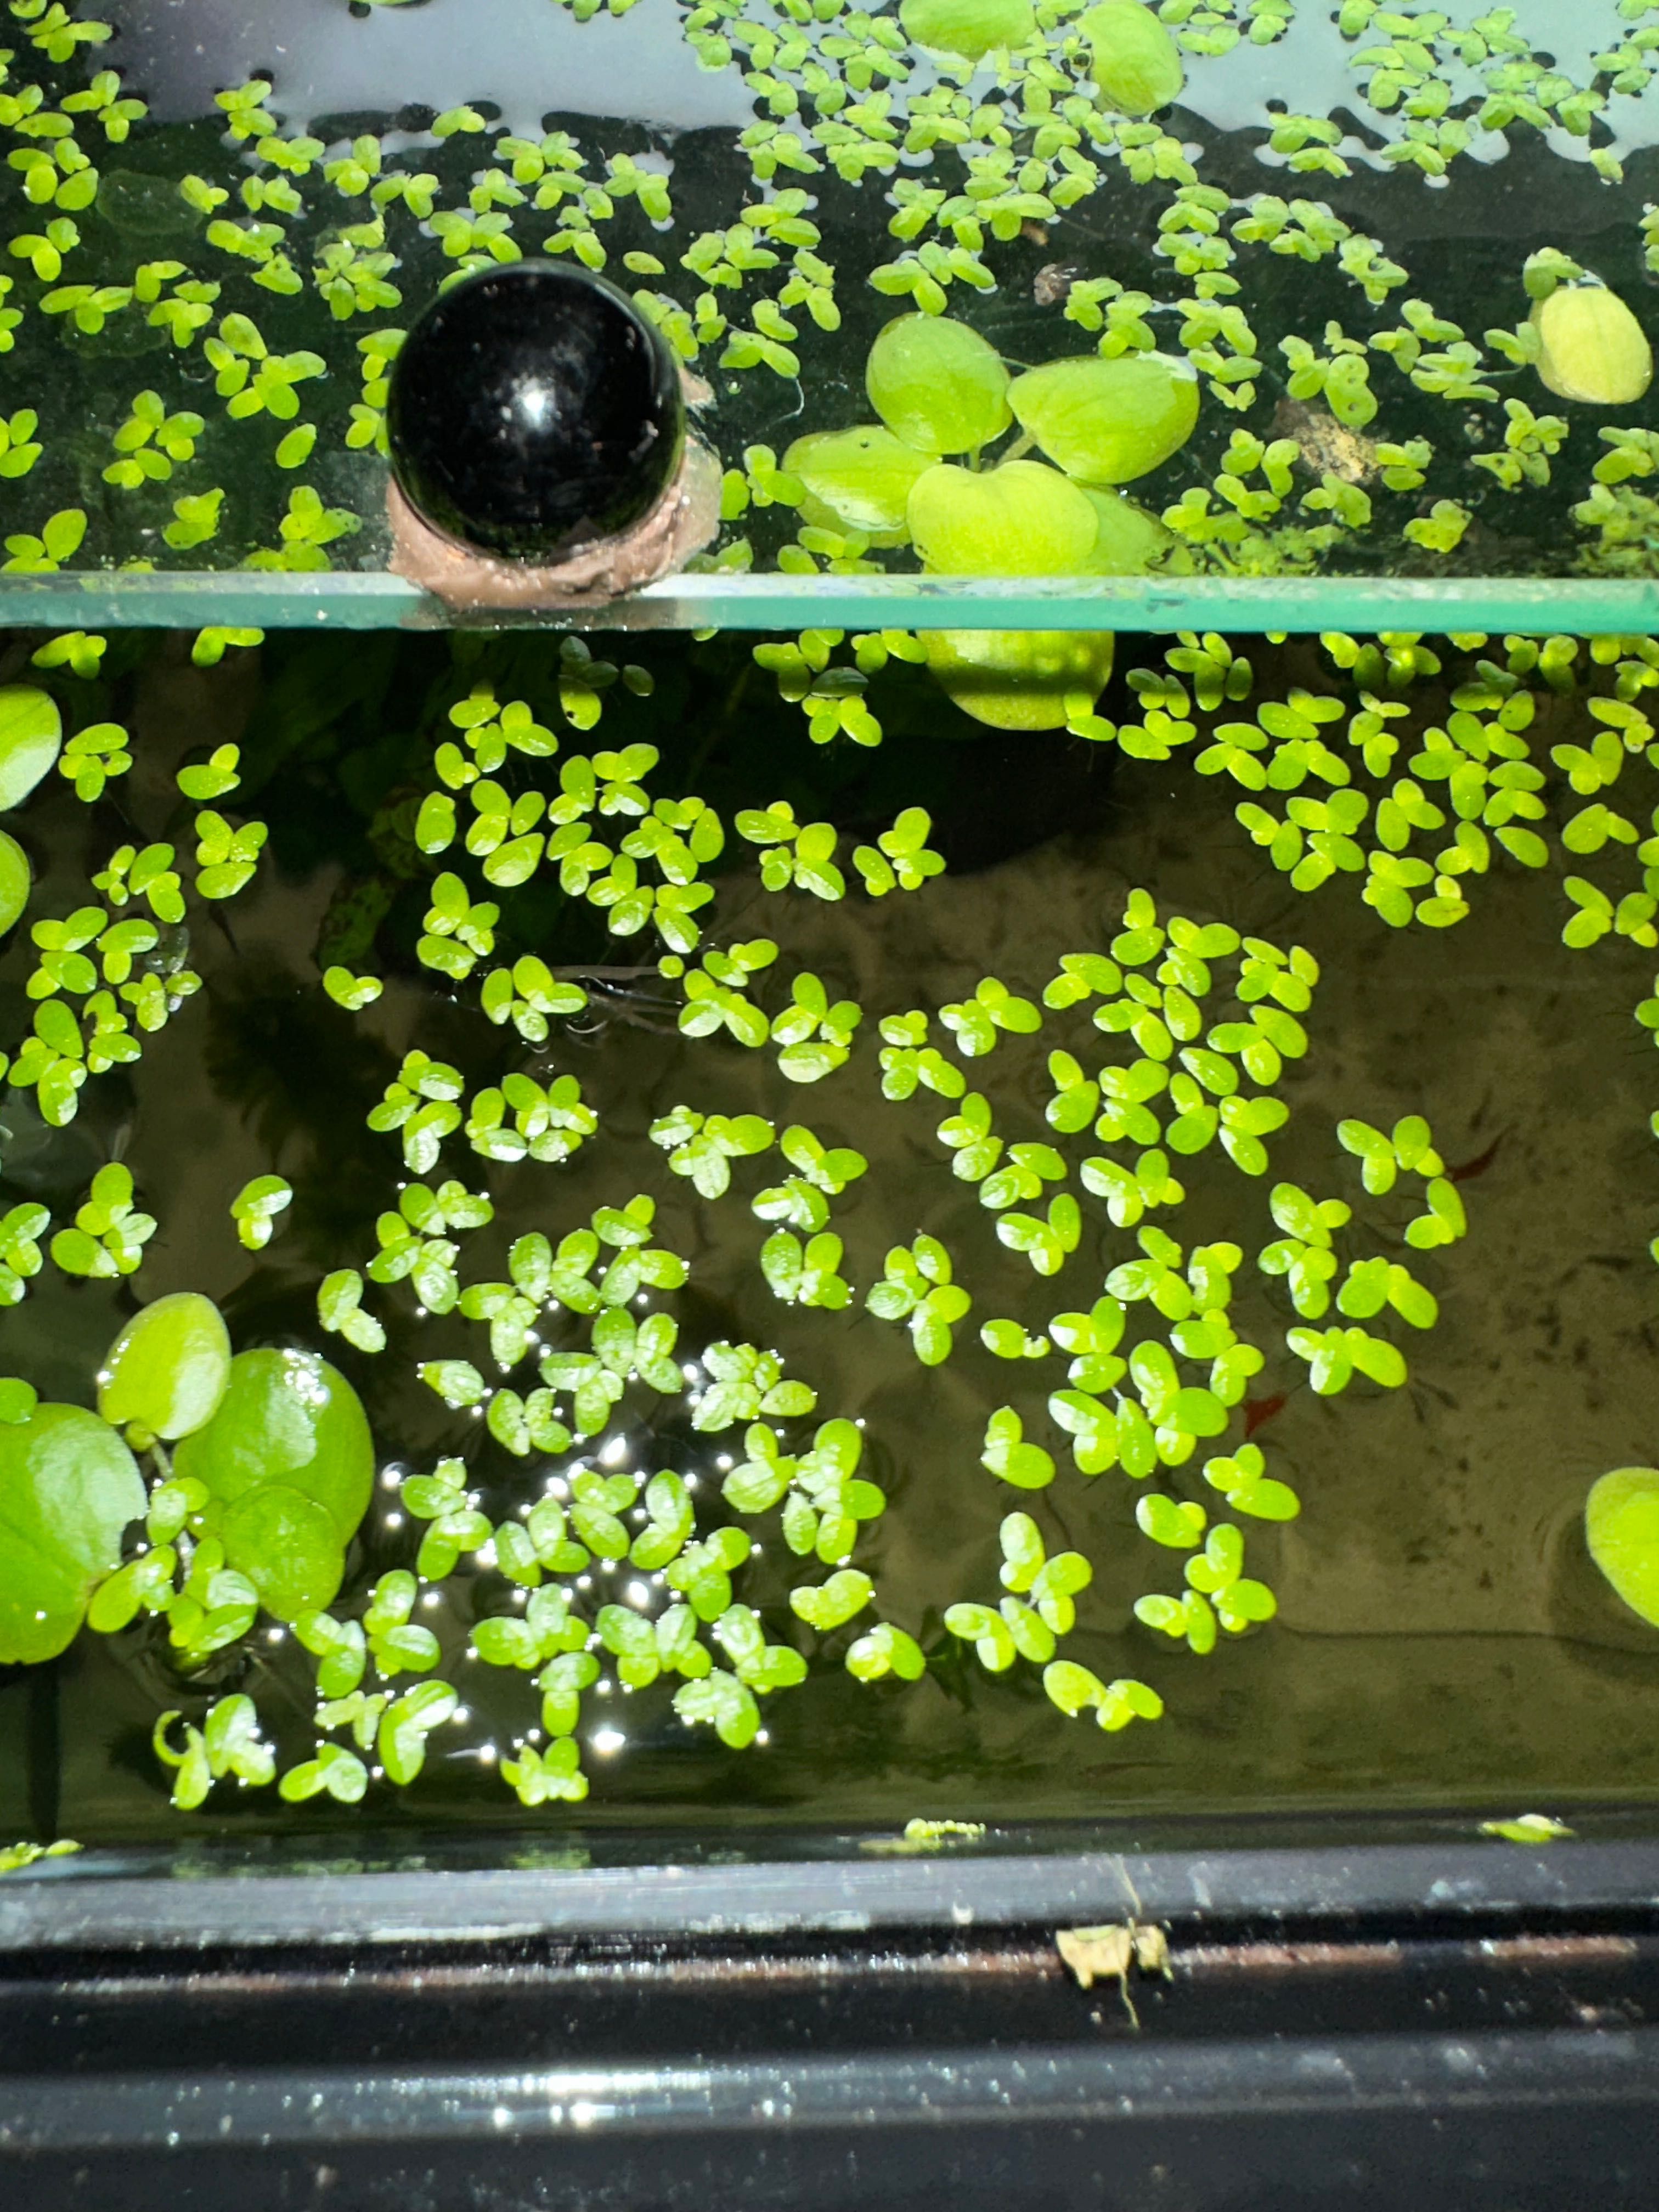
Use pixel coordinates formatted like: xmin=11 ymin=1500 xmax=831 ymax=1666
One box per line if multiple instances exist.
xmin=386 ymin=259 xmax=685 ymax=563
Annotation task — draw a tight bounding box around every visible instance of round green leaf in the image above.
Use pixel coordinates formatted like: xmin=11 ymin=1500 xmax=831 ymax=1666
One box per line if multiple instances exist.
xmin=923 ymin=628 xmax=1115 ymax=731
xmin=0 ymin=828 xmax=29 ymax=933
xmin=98 ymin=1292 xmax=232 ymax=1444
xmin=900 ymin=0 xmax=1035 ymax=57
xmin=1080 ymin=0 xmax=1185 ymax=114
xmin=866 ymin=314 xmax=1011 ymax=456
xmin=1586 ymin=1466 xmax=1659 ymax=1627
xmin=784 ymin=425 xmax=934 ymax=537
xmin=1007 ymin=356 xmax=1199 ymax=485
xmin=0 ymin=1404 xmax=144 ymax=1663
xmin=0 ymin=686 xmax=63 ymax=811
xmin=909 ymin=459 xmax=1100 ymax=575
xmin=174 ymin=1348 xmax=373 ymax=1622
xmin=219 ymin=1483 xmax=345 ymax=1619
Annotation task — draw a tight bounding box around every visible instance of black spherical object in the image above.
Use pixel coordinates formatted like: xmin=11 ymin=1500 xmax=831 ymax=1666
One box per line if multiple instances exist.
xmin=386 ymin=261 xmax=685 ymax=564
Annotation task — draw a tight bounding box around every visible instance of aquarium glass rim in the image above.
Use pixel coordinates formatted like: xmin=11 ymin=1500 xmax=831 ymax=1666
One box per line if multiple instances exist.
xmin=5 ymin=574 xmax=1659 ymax=635
xmin=4 ymin=1820 xmax=1659 ymax=1950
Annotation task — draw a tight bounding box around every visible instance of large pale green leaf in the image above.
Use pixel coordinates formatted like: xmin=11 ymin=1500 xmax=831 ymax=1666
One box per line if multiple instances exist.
xmin=784 ymin=425 xmax=934 ymax=539
xmin=900 ymin=0 xmax=1035 ymax=60
xmin=0 ymin=1404 xmax=144 ymax=1663
xmin=0 ymin=686 xmax=62 ymax=811
xmin=866 ymin=314 xmax=1009 ymax=456
xmin=1007 ymin=355 xmax=1199 ymax=485
xmin=908 ymin=459 xmax=1099 ymax=575
xmin=174 ymin=1349 xmax=374 ymax=1620
xmin=0 ymin=828 xmax=29 ymax=934
xmin=99 ymin=1292 xmax=232 ymax=1444
xmin=1080 ymin=0 xmax=1185 ymax=115
xmin=1586 ymin=1467 xmax=1659 ymax=1628
xmin=923 ymin=629 xmax=1115 ymax=730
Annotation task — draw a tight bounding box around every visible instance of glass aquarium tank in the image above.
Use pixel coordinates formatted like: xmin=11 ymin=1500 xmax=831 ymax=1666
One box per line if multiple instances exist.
xmin=1 ymin=0 xmax=1659 ymax=2200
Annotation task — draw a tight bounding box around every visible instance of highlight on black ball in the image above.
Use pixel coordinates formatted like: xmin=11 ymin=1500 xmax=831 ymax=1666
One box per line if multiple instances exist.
xmin=386 ymin=260 xmax=686 ymax=565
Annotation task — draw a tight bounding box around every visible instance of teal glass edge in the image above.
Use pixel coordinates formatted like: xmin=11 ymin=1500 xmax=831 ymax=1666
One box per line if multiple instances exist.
xmin=4 ymin=572 xmax=1659 ymax=635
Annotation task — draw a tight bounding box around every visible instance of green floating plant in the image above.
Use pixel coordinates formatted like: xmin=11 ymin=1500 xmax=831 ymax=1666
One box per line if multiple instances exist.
xmin=846 ymin=1621 xmax=928 ymax=1681
xmin=650 ymin=1105 xmax=775 ymax=1199
xmin=761 ymin=1228 xmax=854 ymax=1308
xmin=50 ymin=1163 xmax=155 ymax=1279
xmin=230 ymin=1174 xmax=292 ymax=1252
xmin=878 ymin=1011 xmax=967 ymax=1101
xmin=866 ymin=1234 xmax=971 ymax=1364
xmin=1135 ymin=1523 xmax=1276 ymax=1653
xmin=753 ymin=1125 xmax=869 ymax=1231
xmin=980 ymin=1404 xmax=1057 ymax=1491
xmin=737 ymin=801 xmax=847 ymax=899
xmin=1042 ymin=1663 xmax=1163 ymax=1733
xmin=940 ymin=977 xmax=1043 ymax=1058
xmin=153 ymin=1696 xmax=275 ymax=1811
xmin=854 ymin=807 xmax=945 ymax=895
xmin=1285 ymin=1323 xmax=1408 ymax=1393
xmin=1203 ymin=1443 xmax=1301 ymax=1521
xmin=771 ymin=972 xmax=863 ymax=1082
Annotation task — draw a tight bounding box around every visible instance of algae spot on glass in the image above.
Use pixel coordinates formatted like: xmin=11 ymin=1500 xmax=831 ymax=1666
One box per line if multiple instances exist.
xmin=1585 ymin=1466 xmax=1659 ymax=1627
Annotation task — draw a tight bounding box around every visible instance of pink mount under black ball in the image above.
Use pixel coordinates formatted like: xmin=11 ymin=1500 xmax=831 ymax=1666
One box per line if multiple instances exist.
xmin=386 ymin=260 xmax=686 ymax=563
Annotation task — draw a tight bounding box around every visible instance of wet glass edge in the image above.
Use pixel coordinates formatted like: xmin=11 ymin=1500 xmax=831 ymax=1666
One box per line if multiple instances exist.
xmin=2 ymin=1812 xmax=1659 ymax=1949
xmin=4 ymin=573 xmax=1659 ymax=632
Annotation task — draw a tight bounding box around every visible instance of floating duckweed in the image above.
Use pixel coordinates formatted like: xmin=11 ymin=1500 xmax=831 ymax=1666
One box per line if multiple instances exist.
xmin=866 ymin=1235 xmax=972 ymax=1364
xmin=229 ymin=1174 xmax=293 ymax=1252
xmin=1479 ymin=1814 xmax=1575 ymax=1844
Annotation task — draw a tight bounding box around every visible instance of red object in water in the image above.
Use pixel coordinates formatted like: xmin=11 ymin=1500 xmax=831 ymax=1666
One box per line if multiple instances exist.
xmin=1243 ymin=1391 xmax=1288 ymax=1442
xmin=1448 ymin=1131 xmax=1504 ymax=1184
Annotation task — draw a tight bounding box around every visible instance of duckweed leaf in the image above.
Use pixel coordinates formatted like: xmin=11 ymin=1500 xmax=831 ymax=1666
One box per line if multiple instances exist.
xmin=1137 ymin=1493 xmax=1207 ymax=1548
xmin=981 ymin=1406 xmax=1057 ymax=1491
xmin=1405 ymin=1178 xmax=1467 ymax=1250
xmin=996 ymin=1193 xmax=1082 ymax=1276
xmin=295 ymin=1610 xmax=368 ymax=1699
xmin=846 ymin=1622 xmax=927 ymax=1681
xmin=944 ymin=1600 xmax=1017 ymax=1672
xmin=230 ymin=1173 xmax=293 ymax=1250
xmin=318 ymin=1269 xmax=386 ymax=1355
xmin=377 ymin=1683 xmax=457 ymax=1786
xmin=674 ymin=1667 xmax=761 ymax=1748
xmin=502 ymin=1738 xmax=588 ymax=1804
xmin=981 ymin=1319 xmax=1051 ymax=1359
xmin=790 ymin=1569 xmax=873 ymax=1632
xmin=1479 ymin=1814 xmax=1574 ymax=1844
xmin=1203 ymin=1444 xmax=1301 ymax=1521
xmin=1042 ymin=1662 xmax=1164 ymax=1731
xmin=278 ymin=1742 xmax=369 ymax=1805
xmin=1286 ymin=1324 xmax=1408 ymax=1393
xmin=323 ymin=966 xmax=382 ymax=1011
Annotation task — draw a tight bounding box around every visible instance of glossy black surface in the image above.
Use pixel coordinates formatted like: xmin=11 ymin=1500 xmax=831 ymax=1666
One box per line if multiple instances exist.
xmin=386 ymin=261 xmax=684 ymax=562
